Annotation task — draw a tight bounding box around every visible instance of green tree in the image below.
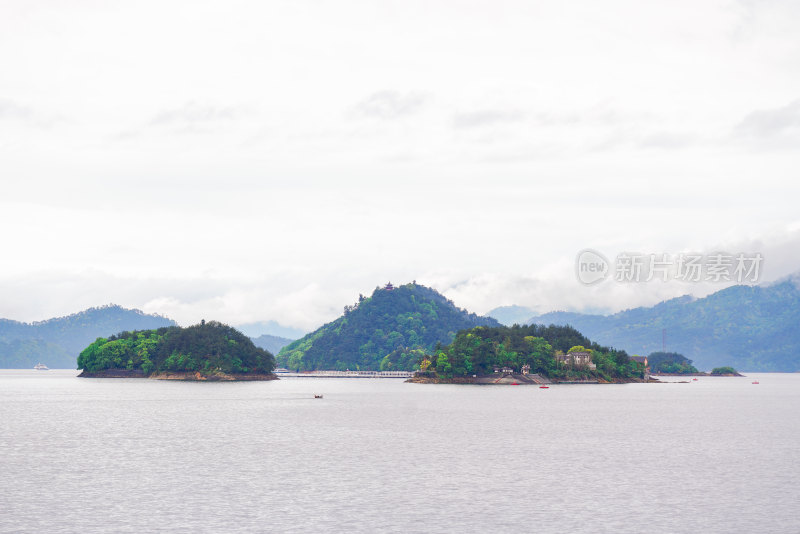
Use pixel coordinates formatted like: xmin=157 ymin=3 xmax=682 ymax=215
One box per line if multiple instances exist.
xmin=436 ymin=352 xmax=453 ymax=378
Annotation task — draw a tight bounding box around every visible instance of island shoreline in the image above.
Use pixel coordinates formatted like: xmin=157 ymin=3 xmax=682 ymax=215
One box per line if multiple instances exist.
xmin=406 ymin=374 xmax=660 ymax=385
xmin=78 ymin=369 xmax=278 ymax=381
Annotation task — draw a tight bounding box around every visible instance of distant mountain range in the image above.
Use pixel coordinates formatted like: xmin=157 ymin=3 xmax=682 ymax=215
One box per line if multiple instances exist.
xmin=278 ymin=282 xmax=500 ymax=371
xmin=485 ymin=305 xmax=536 ymax=327
xmin=520 ymin=280 xmax=800 ymax=372
xmin=0 ymin=304 xmax=303 ymax=369
xmin=7 ymin=279 xmax=797 ymax=372
xmin=0 ymin=305 xmax=176 ymax=369
xmin=250 ymin=334 xmax=295 ymax=355
xmin=235 ymin=320 xmax=306 ymax=340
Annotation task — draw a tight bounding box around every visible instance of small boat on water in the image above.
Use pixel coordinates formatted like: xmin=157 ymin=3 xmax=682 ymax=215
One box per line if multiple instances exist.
xmin=34 ymin=363 xmax=49 ymax=371
xmin=752 ymin=380 xmax=759 ymax=385
xmin=692 ymin=378 xmax=698 ymax=381
xmin=314 ymin=394 xmax=323 ymax=399
xmin=539 ymin=386 xmax=549 ymax=389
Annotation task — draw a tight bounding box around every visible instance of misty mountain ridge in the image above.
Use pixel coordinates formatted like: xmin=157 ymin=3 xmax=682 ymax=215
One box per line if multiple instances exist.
xmin=485 ymin=305 xmax=536 ymax=327
xmin=0 ymin=304 xmax=176 ymax=369
xmin=235 ymin=320 xmax=307 ymax=340
xmin=0 ymin=304 xmax=301 ymax=369
xmin=250 ymin=334 xmax=295 ymax=355
xmin=524 ymin=280 xmax=800 ymax=372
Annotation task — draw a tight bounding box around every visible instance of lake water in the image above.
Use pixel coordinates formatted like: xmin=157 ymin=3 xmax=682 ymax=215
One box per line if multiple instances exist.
xmin=1 ymin=370 xmax=798 ymax=533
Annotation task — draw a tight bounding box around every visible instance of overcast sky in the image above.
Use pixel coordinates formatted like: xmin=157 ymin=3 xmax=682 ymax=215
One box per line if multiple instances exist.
xmin=2 ymin=0 xmax=800 ymax=331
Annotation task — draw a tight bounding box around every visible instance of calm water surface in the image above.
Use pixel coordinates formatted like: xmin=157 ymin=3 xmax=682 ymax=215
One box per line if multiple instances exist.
xmin=1 ymin=370 xmax=798 ymax=533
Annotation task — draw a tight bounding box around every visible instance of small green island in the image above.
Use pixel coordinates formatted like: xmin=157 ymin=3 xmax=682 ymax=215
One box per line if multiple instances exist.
xmin=709 ymin=366 xmax=743 ymax=376
xmin=647 ymin=352 xmax=702 ymax=375
xmin=77 ymin=321 xmax=277 ymax=381
xmin=647 ymin=352 xmax=742 ymax=377
xmin=409 ymin=323 xmax=655 ymax=384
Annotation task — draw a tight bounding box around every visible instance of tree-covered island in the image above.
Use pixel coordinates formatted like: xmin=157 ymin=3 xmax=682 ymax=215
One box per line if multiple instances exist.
xmin=710 ymin=366 xmax=743 ymax=376
xmin=646 ymin=352 xmax=740 ymax=376
xmin=78 ymin=321 xmax=277 ymax=380
xmin=277 ymin=282 xmax=499 ymax=371
xmin=647 ymin=351 xmax=702 ymax=375
xmin=410 ymin=324 xmax=653 ymax=384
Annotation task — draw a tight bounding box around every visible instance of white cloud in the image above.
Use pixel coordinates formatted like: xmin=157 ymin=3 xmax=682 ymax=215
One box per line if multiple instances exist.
xmin=452 ymin=109 xmax=525 ymax=129
xmin=638 ymin=132 xmax=697 ymax=150
xmin=0 ymin=97 xmax=32 ymax=120
xmin=149 ymin=102 xmax=242 ymax=126
xmin=735 ymin=98 xmax=800 ymax=138
xmin=1 ymin=0 xmax=800 ymax=329
xmin=435 ymin=226 xmax=800 ymax=318
xmin=350 ymin=91 xmax=427 ymax=120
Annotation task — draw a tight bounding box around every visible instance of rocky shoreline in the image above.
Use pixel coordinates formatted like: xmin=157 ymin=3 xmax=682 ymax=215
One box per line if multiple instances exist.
xmin=653 ymin=372 xmax=709 ymax=377
xmin=78 ymin=369 xmax=278 ymax=381
xmin=407 ymin=374 xmax=659 ymax=385
xmin=598 ymin=376 xmax=660 ymax=384
xmin=406 ymin=375 xmax=480 ymax=384
xmin=653 ymin=372 xmax=744 ymax=377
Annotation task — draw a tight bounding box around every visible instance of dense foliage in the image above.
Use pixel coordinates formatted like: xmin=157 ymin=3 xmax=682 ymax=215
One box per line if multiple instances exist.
xmin=710 ymin=366 xmax=739 ymax=375
xmin=0 ymin=305 xmax=175 ymax=369
xmin=525 ymin=281 xmax=800 ymax=372
xmin=277 ymin=283 xmax=499 ymax=371
xmin=422 ymin=324 xmax=645 ymax=380
xmin=647 ymin=352 xmax=700 ymax=374
xmin=78 ymin=321 xmax=275 ymax=375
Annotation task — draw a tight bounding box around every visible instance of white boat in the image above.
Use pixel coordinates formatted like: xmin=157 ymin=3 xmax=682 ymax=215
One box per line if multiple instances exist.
xmin=34 ymin=363 xmax=49 ymax=370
